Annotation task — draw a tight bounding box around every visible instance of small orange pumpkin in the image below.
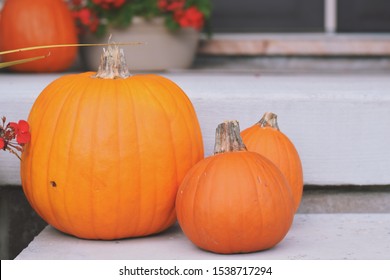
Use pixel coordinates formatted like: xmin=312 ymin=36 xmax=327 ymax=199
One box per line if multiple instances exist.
xmin=0 ymin=0 xmax=78 ymax=72
xmin=21 ymin=46 xmax=204 ymax=240
xmin=241 ymin=112 xmax=303 ymax=212
xmin=176 ymin=121 xmax=294 ymax=254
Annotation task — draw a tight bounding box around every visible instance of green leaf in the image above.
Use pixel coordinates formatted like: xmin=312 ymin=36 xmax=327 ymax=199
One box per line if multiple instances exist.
xmin=165 ymin=16 xmax=180 ymax=31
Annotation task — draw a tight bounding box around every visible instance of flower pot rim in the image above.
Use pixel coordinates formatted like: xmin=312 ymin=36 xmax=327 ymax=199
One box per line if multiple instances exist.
xmin=131 ymin=16 xmax=165 ymax=25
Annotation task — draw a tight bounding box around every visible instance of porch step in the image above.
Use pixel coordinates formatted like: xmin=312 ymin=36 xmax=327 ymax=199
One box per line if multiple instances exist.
xmin=298 ymin=185 xmax=390 ymax=213
xmin=0 ymin=72 xmax=389 ymax=186
xmin=15 ymin=213 xmax=390 ymax=260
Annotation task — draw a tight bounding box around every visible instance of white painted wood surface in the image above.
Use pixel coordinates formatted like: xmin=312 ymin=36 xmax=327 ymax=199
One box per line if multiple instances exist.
xmin=1 ymin=72 xmax=390 ymax=186
xmin=15 ymin=214 xmax=390 ymax=260
xmin=198 ymin=34 xmax=390 ymax=56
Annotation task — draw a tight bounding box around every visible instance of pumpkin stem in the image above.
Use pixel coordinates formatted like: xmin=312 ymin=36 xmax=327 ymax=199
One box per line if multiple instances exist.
xmin=93 ymin=43 xmax=131 ymax=79
xmin=258 ymin=112 xmax=280 ymax=130
xmin=214 ymin=120 xmax=247 ymax=154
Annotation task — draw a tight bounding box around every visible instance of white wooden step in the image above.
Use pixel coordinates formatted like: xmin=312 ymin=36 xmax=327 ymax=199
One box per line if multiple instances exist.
xmin=0 ymin=72 xmax=389 ymax=186
xmin=15 ymin=214 xmax=390 ymax=260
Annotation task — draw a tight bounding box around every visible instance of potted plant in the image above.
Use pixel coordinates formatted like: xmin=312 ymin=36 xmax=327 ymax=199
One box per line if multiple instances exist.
xmin=68 ymin=0 xmax=212 ymax=71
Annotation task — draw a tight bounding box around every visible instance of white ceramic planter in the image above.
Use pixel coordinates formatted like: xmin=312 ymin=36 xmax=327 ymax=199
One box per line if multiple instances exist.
xmin=81 ymin=17 xmax=200 ymax=72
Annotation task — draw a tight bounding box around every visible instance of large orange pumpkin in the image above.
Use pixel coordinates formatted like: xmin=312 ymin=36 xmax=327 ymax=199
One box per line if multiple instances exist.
xmin=241 ymin=112 xmax=303 ymax=212
xmin=21 ymin=46 xmax=204 ymax=240
xmin=176 ymin=121 xmax=294 ymax=254
xmin=0 ymin=0 xmax=78 ymax=72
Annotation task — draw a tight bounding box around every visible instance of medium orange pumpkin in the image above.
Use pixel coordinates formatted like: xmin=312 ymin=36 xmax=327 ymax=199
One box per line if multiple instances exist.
xmin=21 ymin=46 xmax=204 ymax=240
xmin=0 ymin=0 xmax=78 ymax=72
xmin=241 ymin=112 xmax=303 ymax=212
xmin=176 ymin=121 xmax=294 ymax=254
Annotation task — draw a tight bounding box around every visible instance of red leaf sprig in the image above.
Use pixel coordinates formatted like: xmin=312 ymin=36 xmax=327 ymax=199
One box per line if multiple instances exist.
xmin=0 ymin=116 xmax=31 ymax=160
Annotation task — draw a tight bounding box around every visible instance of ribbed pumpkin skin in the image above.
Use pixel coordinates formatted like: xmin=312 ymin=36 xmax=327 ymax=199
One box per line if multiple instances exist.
xmin=21 ymin=73 xmax=204 ymax=240
xmin=241 ymin=126 xmax=303 ymax=212
xmin=0 ymin=0 xmax=77 ymax=72
xmin=176 ymin=152 xmax=294 ymax=254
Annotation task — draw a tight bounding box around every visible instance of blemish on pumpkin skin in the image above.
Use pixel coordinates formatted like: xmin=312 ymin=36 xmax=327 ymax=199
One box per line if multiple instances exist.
xmin=50 ymin=181 xmax=57 ymax=187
